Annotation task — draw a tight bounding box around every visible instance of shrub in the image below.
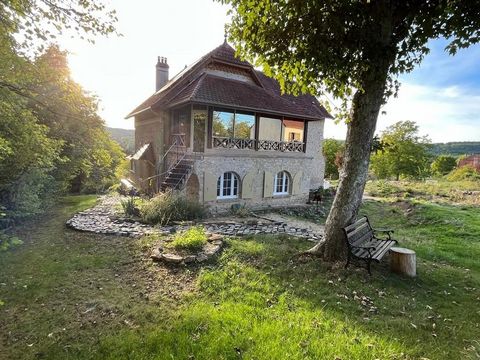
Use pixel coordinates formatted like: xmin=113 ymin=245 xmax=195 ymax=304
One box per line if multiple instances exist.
xmin=431 ymin=155 xmax=457 ymax=176
xmin=120 ymin=196 xmax=140 ymax=217
xmin=0 ymin=231 xmax=23 ymax=252
xmin=140 ymin=190 xmax=205 ymax=225
xmin=230 ymin=203 xmax=250 ymax=217
xmin=364 ymin=180 xmax=401 ymax=197
xmin=446 ymin=165 xmax=480 ymax=182
xmin=167 ymin=225 xmax=207 ymax=251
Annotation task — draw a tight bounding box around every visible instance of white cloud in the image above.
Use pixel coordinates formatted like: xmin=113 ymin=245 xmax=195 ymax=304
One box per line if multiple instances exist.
xmin=324 ymin=82 xmax=480 ymax=142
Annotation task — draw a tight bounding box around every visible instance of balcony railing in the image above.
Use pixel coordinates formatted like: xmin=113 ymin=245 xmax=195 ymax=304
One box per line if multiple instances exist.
xmin=213 ymin=136 xmax=305 ymax=153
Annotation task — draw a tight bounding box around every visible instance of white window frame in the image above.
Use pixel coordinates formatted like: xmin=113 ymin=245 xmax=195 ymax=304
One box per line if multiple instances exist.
xmin=217 ymin=172 xmax=240 ymax=199
xmin=273 ymin=171 xmax=290 ymax=196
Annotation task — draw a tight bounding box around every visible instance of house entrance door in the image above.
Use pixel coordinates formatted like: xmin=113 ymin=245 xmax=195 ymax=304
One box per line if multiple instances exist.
xmin=193 ymin=110 xmax=207 ymax=152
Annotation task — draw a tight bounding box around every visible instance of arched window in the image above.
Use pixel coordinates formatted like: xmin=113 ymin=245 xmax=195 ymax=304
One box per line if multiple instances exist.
xmin=217 ymin=172 xmax=240 ymax=199
xmin=274 ymin=171 xmax=290 ymax=195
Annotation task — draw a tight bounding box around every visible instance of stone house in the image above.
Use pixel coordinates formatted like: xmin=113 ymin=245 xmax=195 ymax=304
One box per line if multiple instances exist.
xmin=458 ymin=154 xmax=480 ymax=172
xmin=126 ymin=42 xmax=331 ymax=212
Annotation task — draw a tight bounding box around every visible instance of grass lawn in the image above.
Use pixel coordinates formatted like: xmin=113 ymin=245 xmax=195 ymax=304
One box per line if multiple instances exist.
xmin=1 ymin=194 xmax=479 ymax=359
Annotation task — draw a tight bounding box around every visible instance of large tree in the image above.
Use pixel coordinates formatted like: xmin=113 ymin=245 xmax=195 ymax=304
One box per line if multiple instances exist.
xmin=220 ymin=0 xmax=480 ymax=260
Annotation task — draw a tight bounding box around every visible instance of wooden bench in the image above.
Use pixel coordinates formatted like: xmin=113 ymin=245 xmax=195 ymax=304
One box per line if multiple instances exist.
xmin=343 ymin=216 xmax=397 ymax=275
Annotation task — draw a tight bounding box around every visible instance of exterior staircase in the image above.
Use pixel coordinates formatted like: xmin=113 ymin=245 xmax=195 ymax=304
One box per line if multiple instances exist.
xmin=160 ymin=155 xmax=194 ymax=192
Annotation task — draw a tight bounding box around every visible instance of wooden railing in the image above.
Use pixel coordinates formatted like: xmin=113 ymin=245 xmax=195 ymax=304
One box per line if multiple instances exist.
xmin=213 ymin=137 xmax=256 ymax=150
xmin=212 ymin=136 xmax=305 ymax=153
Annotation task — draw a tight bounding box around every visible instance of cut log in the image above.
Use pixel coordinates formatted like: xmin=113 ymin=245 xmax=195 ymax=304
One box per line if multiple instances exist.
xmin=390 ymin=247 xmax=416 ymax=277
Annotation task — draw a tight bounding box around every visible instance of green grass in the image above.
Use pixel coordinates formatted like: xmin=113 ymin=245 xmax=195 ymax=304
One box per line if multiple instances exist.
xmin=1 ymin=194 xmax=479 ymax=359
xmin=365 ymin=179 xmax=480 ymax=205
xmin=167 ymin=225 xmax=208 ymax=251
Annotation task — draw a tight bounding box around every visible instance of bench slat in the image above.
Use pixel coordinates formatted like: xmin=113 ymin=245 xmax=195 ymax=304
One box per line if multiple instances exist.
xmin=346 ymin=221 xmax=370 ymax=239
xmin=372 ymin=240 xmax=396 ymax=260
xmin=350 ymin=230 xmax=374 ymax=247
xmin=344 ymin=217 xmax=368 ymax=232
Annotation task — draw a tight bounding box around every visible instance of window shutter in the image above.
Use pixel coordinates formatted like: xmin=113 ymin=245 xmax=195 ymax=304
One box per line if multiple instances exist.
xmin=242 ymin=172 xmax=255 ymax=199
xmin=263 ymin=171 xmax=274 ymax=198
xmin=203 ymin=172 xmax=217 ymax=201
xmin=292 ymin=171 xmax=303 ymax=195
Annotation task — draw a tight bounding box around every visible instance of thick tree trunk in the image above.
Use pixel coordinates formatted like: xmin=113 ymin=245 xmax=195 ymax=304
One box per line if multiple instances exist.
xmin=307 ymin=67 xmax=391 ymax=261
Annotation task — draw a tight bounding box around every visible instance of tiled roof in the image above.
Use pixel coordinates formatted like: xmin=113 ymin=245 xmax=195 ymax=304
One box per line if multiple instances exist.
xmin=126 ymin=42 xmax=331 ymax=120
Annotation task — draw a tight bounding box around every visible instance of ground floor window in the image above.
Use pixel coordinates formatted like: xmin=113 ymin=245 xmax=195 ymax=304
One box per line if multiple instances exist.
xmin=217 ymin=172 xmax=239 ymax=199
xmin=274 ymin=171 xmax=290 ymax=195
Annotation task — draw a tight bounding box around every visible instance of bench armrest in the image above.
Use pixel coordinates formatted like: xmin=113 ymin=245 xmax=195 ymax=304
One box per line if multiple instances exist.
xmin=373 ymin=228 xmax=394 ymax=240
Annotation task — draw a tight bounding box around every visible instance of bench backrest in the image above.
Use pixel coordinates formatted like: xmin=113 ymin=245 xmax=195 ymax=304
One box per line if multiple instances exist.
xmin=343 ymin=216 xmax=374 ymax=248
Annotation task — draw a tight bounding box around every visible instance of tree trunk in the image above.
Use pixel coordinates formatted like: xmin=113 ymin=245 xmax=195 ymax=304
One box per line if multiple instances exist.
xmin=307 ymin=66 xmax=391 ymax=261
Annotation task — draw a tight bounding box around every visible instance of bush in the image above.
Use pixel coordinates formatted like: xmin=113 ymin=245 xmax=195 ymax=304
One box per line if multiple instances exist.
xmin=120 ymin=196 xmax=140 ymax=217
xmin=446 ymin=165 xmax=480 ymax=181
xmin=167 ymin=225 xmax=207 ymax=251
xmin=140 ymin=190 xmax=205 ymax=225
xmin=364 ymin=180 xmax=401 ymax=197
xmin=0 ymin=231 xmax=23 ymax=252
xmin=230 ymin=203 xmax=250 ymax=217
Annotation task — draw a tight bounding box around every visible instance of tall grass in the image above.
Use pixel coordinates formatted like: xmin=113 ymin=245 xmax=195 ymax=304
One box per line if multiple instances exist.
xmin=140 ymin=190 xmax=206 ymax=225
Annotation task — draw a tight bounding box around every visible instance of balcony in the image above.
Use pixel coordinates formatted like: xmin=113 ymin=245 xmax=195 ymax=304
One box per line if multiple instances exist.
xmin=212 ymin=136 xmax=305 ymax=152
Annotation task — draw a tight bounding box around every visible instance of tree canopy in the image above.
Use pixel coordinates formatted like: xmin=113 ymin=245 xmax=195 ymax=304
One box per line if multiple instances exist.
xmin=0 ymin=1 xmax=120 ymax=223
xmin=431 ymin=155 xmax=457 ymax=176
xmin=322 ymin=139 xmax=345 ymax=180
xmin=370 ymin=121 xmax=432 ymax=180
xmin=221 ymin=0 xmax=480 ymax=260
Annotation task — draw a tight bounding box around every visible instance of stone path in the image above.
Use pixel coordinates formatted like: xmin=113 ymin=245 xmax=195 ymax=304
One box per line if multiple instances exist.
xmin=66 ymin=195 xmax=154 ymax=237
xmin=66 ymin=196 xmax=323 ymax=242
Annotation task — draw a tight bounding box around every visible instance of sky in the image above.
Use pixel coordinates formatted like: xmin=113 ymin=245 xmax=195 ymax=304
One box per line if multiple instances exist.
xmin=60 ymin=0 xmax=480 ymax=143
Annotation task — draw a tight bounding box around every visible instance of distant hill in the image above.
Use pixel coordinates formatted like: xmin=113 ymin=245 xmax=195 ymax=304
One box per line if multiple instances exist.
xmin=430 ymin=142 xmax=480 ymax=157
xmin=106 ymin=127 xmax=135 ymax=155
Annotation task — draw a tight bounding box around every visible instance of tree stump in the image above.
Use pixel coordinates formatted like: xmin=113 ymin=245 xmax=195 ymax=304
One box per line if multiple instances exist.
xmin=390 ymin=247 xmax=416 ymax=277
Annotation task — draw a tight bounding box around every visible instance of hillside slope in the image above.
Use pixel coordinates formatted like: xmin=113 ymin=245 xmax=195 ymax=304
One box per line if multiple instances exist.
xmin=106 ymin=127 xmax=135 ymax=154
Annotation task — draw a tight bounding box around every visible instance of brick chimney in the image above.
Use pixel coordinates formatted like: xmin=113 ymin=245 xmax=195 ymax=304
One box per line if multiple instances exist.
xmin=155 ymin=56 xmax=169 ymax=91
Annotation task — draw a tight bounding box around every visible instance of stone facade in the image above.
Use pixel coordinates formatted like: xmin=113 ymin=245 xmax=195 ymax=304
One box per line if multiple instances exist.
xmin=189 ymin=119 xmax=326 ymax=214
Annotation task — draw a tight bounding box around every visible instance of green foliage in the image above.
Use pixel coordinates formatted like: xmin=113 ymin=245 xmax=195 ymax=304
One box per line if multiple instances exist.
xmin=106 ymin=127 xmax=135 ymax=155
xmin=364 ymin=180 xmax=401 ymax=197
xmin=230 ymin=203 xmax=250 ymax=217
xmin=120 ymin=197 xmax=140 ymax=217
xmin=365 ymin=179 xmax=480 ymax=205
xmin=370 ymin=121 xmax=432 ymax=180
xmin=167 ymin=226 xmax=208 ymax=251
xmin=140 ymin=191 xmax=205 ymax=225
xmin=431 ymin=155 xmax=457 ymax=176
xmin=221 ymin=0 xmax=480 ymax=118
xmin=0 ymin=1 xmax=120 ymax=224
xmin=446 ymin=165 xmax=480 ymax=182
xmin=0 ymin=45 xmax=124 ymax=223
xmin=0 ymin=0 xmax=117 ymax=52
xmin=322 ymin=138 xmax=344 ymax=179
xmin=0 ymin=231 xmax=23 ymax=252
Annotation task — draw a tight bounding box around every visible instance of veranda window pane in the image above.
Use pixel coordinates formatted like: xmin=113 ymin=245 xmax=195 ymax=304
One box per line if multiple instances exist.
xmin=235 ymin=113 xmax=255 ymax=139
xmin=213 ymin=111 xmax=234 ymax=137
xmin=282 ymin=119 xmax=304 ymax=142
xmin=259 ymin=117 xmax=282 ymax=141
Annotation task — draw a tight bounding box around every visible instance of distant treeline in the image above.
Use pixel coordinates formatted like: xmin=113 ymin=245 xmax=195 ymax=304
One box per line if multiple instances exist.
xmin=429 ymin=142 xmax=480 ymax=156
xmin=107 ymin=127 xmax=135 ymax=155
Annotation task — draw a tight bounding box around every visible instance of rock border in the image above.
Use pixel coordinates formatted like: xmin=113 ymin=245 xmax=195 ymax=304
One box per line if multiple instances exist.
xmin=66 ymin=195 xmax=324 ymax=242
